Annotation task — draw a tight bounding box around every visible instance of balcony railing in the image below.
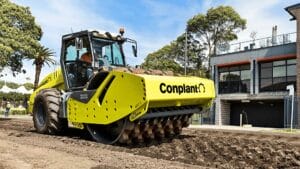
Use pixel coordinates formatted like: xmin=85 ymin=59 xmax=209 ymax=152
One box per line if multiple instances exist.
xmin=216 ymin=32 xmax=296 ymax=55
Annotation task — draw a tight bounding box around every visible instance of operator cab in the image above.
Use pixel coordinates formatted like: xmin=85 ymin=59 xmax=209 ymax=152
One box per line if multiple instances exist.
xmin=60 ymin=30 xmax=137 ymax=91
xmin=93 ymin=37 xmax=125 ymax=67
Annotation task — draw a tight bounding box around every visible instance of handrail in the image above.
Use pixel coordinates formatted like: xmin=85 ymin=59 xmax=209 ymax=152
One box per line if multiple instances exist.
xmin=216 ymin=32 xmax=296 ymax=55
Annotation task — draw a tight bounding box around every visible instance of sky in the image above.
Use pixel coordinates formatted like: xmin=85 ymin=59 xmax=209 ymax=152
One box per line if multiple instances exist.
xmin=1 ymin=0 xmax=299 ymax=84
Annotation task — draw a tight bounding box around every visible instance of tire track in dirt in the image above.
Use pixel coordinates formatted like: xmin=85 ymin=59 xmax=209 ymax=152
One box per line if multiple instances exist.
xmin=0 ymin=118 xmax=202 ymax=169
xmin=1 ymin=118 xmax=300 ymax=168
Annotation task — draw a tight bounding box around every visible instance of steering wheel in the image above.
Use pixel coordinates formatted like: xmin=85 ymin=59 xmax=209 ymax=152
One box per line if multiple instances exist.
xmin=64 ymin=60 xmax=93 ymax=88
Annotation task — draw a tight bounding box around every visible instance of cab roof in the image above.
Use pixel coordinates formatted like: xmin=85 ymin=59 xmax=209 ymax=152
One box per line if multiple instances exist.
xmin=62 ymin=30 xmax=120 ymax=40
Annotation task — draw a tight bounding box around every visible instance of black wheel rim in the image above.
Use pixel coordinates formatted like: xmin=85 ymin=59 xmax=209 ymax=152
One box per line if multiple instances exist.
xmin=35 ymin=101 xmax=46 ymax=127
xmin=86 ymin=119 xmax=127 ymax=144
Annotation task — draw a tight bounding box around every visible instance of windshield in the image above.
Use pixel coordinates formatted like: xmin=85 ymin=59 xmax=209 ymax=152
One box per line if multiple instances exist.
xmin=91 ymin=37 xmax=125 ymax=67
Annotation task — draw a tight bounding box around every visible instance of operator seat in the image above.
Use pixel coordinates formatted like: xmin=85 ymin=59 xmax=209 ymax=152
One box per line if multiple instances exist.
xmin=67 ymin=52 xmax=93 ymax=89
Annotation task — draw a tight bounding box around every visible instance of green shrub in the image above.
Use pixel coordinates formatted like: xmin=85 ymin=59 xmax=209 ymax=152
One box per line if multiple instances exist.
xmin=10 ymin=109 xmax=27 ymax=115
xmin=0 ymin=92 xmax=30 ymax=102
xmin=0 ymin=109 xmax=27 ymax=115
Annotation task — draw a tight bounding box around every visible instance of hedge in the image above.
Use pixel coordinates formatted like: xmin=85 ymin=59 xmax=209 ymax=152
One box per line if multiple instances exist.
xmin=0 ymin=108 xmax=28 ymax=115
xmin=0 ymin=92 xmax=30 ymax=102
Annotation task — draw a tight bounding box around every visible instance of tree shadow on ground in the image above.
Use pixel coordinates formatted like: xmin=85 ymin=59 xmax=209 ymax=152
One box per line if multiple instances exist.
xmin=0 ymin=118 xmax=12 ymax=121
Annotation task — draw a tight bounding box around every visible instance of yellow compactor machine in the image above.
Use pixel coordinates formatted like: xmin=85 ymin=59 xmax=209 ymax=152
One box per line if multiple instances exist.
xmin=28 ymin=29 xmax=215 ymax=144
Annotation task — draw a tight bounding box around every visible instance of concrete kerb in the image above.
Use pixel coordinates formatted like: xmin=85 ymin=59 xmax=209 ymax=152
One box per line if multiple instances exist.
xmin=189 ymin=124 xmax=300 ymax=134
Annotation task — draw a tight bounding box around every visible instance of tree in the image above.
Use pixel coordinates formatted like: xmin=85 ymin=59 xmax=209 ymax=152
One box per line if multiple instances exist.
xmin=0 ymin=92 xmax=30 ymax=102
xmin=174 ymin=33 xmax=206 ymax=71
xmin=142 ymin=35 xmax=207 ymax=76
xmin=33 ymin=46 xmax=56 ymax=90
xmin=141 ymin=44 xmax=183 ymax=74
xmin=23 ymin=82 xmax=34 ymax=90
xmin=0 ymin=0 xmax=42 ymax=74
xmin=0 ymin=80 xmax=33 ymax=90
xmin=187 ymin=6 xmax=246 ymax=66
xmin=142 ymin=5 xmax=246 ymax=77
xmin=142 ymin=33 xmax=207 ymax=76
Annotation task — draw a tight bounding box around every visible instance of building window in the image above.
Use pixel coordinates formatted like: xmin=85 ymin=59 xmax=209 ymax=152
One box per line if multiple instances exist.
xmin=259 ymin=59 xmax=296 ymax=92
xmin=218 ymin=64 xmax=250 ymax=94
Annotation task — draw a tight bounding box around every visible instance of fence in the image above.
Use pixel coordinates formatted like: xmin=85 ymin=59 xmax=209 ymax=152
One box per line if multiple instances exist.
xmin=191 ymin=104 xmax=215 ymax=125
xmin=216 ymin=32 xmax=296 ymax=55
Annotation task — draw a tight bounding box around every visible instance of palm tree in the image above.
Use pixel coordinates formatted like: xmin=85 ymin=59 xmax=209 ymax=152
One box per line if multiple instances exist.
xmin=33 ymin=46 xmax=56 ymax=90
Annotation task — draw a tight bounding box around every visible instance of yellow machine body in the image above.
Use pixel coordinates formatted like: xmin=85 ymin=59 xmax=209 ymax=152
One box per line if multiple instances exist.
xmin=66 ymin=70 xmax=215 ymax=125
xmin=30 ymin=30 xmax=215 ymax=144
xmin=28 ymin=68 xmax=64 ymax=114
xmin=30 ymin=68 xmax=215 ymax=128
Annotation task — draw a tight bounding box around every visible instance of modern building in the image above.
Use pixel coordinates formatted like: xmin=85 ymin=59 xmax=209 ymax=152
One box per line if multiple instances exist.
xmin=209 ymin=3 xmax=300 ymax=128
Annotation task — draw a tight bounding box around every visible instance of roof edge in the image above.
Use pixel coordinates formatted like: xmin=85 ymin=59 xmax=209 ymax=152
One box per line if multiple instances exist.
xmin=285 ymin=3 xmax=300 ymax=21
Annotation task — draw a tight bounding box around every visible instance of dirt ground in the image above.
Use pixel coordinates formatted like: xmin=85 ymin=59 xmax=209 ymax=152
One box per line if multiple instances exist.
xmin=0 ymin=118 xmax=300 ymax=169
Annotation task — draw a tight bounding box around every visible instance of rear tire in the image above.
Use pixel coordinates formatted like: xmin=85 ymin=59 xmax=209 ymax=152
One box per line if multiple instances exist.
xmin=33 ymin=89 xmax=67 ymax=134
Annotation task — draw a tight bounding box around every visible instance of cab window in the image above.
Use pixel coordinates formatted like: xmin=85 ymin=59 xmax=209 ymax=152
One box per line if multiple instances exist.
xmin=112 ymin=43 xmax=124 ymax=65
xmin=65 ymin=39 xmax=76 ymax=61
xmin=63 ymin=36 xmax=92 ymax=89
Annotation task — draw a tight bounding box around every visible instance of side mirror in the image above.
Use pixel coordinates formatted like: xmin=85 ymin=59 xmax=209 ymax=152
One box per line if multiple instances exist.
xmin=132 ymin=45 xmax=137 ymax=57
xmin=75 ymin=37 xmax=83 ymax=50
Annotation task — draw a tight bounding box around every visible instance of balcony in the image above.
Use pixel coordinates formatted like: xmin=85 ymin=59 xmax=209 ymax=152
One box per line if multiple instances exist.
xmin=216 ymin=32 xmax=296 ymax=56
